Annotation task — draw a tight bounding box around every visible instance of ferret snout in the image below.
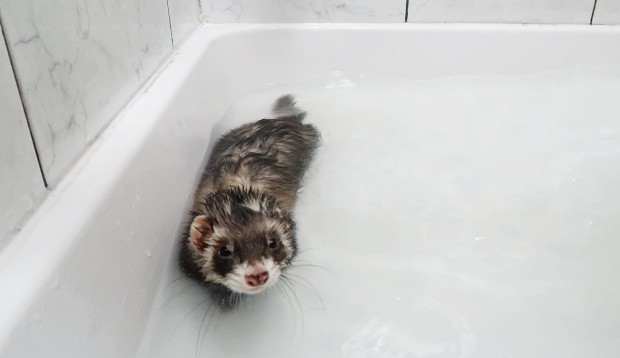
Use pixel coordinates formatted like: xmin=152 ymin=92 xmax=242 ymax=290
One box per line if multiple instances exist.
xmin=245 ymin=271 xmax=269 ymax=287
xmin=225 ymin=258 xmax=280 ymax=294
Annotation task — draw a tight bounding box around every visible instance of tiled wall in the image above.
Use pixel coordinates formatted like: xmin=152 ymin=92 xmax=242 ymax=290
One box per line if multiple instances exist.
xmin=0 ymin=0 xmax=200 ymax=187
xmin=202 ymin=0 xmax=405 ymax=22
xmin=170 ymin=0 xmax=203 ymax=44
xmin=201 ymin=0 xmax=620 ymax=24
xmin=593 ymin=0 xmax=620 ymax=24
xmin=0 ymin=22 xmax=46 ymax=247
xmin=409 ymin=0 xmax=594 ymax=24
xmin=0 ymin=1 xmax=200 ymax=246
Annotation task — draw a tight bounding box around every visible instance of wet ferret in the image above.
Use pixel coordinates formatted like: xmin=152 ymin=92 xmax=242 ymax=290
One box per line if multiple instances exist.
xmin=180 ymin=95 xmax=319 ymax=302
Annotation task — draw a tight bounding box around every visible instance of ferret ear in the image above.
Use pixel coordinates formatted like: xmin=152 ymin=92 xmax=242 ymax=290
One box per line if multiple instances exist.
xmin=189 ymin=215 xmax=213 ymax=251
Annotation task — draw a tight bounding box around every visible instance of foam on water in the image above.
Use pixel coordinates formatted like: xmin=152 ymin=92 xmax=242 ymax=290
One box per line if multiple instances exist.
xmin=138 ymin=69 xmax=620 ymax=358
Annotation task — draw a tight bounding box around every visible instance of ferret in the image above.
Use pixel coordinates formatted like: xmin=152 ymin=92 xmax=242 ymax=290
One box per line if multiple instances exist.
xmin=180 ymin=95 xmax=320 ymax=304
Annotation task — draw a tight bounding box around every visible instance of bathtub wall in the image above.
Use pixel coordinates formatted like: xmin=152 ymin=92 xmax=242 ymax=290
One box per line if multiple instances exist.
xmin=0 ymin=1 xmax=200 ymax=246
xmin=200 ymin=0 xmax=620 ymax=24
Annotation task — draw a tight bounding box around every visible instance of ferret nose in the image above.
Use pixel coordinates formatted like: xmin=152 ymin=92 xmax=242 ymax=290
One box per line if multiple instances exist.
xmin=245 ymin=271 xmax=269 ymax=287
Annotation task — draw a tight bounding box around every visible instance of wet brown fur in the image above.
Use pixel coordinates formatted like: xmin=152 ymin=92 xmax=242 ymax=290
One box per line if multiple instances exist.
xmin=195 ymin=96 xmax=319 ymax=212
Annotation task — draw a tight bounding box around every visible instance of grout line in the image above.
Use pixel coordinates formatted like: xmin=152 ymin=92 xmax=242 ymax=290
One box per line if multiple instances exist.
xmin=405 ymin=0 xmax=410 ymax=22
xmin=590 ymin=0 xmax=598 ymax=25
xmin=0 ymin=16 xmax=49 ymax=188
xmin=197 ymin=0 xmax=203 ymax=20
xmin=165 ymin=0 xmax=175 ymax=46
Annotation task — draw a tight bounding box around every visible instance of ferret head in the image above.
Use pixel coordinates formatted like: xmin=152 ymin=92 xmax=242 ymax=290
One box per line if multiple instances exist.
xmin=188 ymin=188 xmax=296 ymax=295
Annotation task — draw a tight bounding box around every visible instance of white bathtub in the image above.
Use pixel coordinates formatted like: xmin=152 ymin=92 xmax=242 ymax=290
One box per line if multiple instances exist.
xmin=1 ymin=24 xmax=620 ymax=358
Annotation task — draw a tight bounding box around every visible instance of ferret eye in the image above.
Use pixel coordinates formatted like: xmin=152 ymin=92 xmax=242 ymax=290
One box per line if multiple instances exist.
xmin=268 ymin=237 xmax=279 ymax=249
xmin=218 ymin=246 xmax=232 ymax=257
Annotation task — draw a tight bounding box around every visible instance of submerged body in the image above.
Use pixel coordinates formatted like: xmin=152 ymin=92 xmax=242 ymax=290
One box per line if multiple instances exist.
xmin=180 ymin=95 xmax=320 ymax=301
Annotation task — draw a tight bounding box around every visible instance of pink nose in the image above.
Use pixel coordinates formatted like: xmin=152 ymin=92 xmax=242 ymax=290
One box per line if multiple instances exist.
xmin=245 ymin=271 xmax=269 ymax=287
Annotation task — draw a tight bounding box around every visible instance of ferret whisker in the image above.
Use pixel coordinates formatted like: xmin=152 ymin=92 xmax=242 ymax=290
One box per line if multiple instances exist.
xmin=289 ymin=261 xmax=329 ymax=273
xmin=281 ymin=278 xmax=305 ymax=337
xmin=172 ymin=297 xmax=209 ymax=336
xmin=281 ymin=274 xmax=325 ymax=310
xmin=196 ymin=303 xmax=218 ymax=357
xmin=276 ymin=282 xmax=296 ymax=316
xmin=276 ymin=283 xmax=301 ymax=336
xmin=282 ymin=275 xmax=323 ymax=311
xmin=230 ymin=291 xmax=242 ymax=307
xmin=281 ymin=274 xmax=307 ymax=291
xmin=156 ymin=282 xmax=200 ymax=312
xmin=161 ymin=274 xmax=190 ymax=292
xmin=282 ymin=271 xmax=318 ymax=291
xmin=199 ymin=303 xmax=219 ymax=357
xmin=195 ymin=301 xmax=215 ymax=358
xmin=295 ymin=246 xmax=320 ymax=255
xmin=291 ymin=259 xmax=321 ymax=265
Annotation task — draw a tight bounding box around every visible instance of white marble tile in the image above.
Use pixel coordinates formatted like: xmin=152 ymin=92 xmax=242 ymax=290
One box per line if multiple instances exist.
xmin=168 ymin=0 xmax=201 ymax=45
xmin=202 ymin=0 xmax=406 ymax=23
xmin=0 ymin=0 xmax=173 ymax=186
xmin=592 ymin=0 xmax=620 ymax=24
xmin=408 ymin=0 xmax=594 ymax=24
xmin=0 ymin=23 xmax=47 ymax=247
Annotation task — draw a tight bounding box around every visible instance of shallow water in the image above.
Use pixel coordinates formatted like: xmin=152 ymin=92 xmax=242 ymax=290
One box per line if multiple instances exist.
xmin=137 ymin=69 xmax=620 ymax=358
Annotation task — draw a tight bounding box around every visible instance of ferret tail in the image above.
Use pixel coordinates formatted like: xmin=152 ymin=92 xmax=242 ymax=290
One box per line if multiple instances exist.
xmin=272 ymin=94 xmax=307 ymax=121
